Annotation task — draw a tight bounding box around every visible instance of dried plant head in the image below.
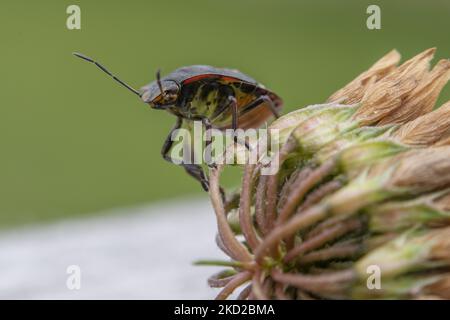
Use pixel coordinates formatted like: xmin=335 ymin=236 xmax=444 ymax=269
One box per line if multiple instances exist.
xmin=203 ymin=48 xmax=450 ymax=301
xmin=353 ymin=48 xmax=436 ymax=126
xmin=379 ymin=59 xmax=450 ymax=125
xmin=327 ymin=49 xmax=401 ymax=104
xmin=392 ymin=100 xmax=450 ymax=146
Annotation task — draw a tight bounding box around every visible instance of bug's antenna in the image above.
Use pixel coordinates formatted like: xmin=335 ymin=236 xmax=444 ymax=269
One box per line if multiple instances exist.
xmin=156 ymin=69 xmax=165 ymax=97
xmin=73 ymin=52 xmax=142 ymax=97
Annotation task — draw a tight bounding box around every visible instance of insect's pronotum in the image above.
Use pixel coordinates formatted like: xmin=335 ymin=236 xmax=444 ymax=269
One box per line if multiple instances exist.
xmin=73 ymin=53 xmax=283 ymax=190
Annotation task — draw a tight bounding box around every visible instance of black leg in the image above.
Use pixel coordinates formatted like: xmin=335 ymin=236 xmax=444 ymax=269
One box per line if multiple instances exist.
xmin=225 ymin=96 xmax=252 ymax=151
xmin=228 ymin=96 xmax=238 ymax=130
xmin=161 ymin=117 xmax=209 ymax=192
xmin=203 ymin=117 xmax=213 ymax=165
xmin=240 ymin=95 xmax=280 ymax=118
xmin=183 ymin=163 xmax=209 ymax=191
xmin=161 ymin=117 xmax=183 ymax=162
xmin=202 ymin=118 xmax=226 ymax=199
xmin=203 ymin=117 xmax=218 ymax=169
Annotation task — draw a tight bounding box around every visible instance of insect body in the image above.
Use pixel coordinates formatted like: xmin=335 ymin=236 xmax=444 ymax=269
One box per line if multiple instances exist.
xmin=73 ymin=53 xmax=283 ymax=191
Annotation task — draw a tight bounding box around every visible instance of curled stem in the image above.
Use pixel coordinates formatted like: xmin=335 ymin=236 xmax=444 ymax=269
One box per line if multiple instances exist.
xmin=277 ymin=167 xmax=311 ymax=210
xmin=252 ymin=269 xmax=269 ymax=300
xmin=274 ymin=282 xmax=290 ymax=300
xmin=296 ymin=289 xmax=316 ymax=300
xmin=284 ymin=178 xmax=343 ymax=250
xmin=265 ymin=139 xmax=298 ymax=231
xmin=209 ymin=166 xmax=252 ymax=262
xmin=239 ymin=164 xmax=260 ymax=250
xmin=297 ymin=243 xmax=363 ymax=266
xmin=277 ymin=158 xmax=337 ymax=225
xmin=237 ymin=284 xmax=252 ymax=300
xmin=255 ymin=204 xmax=329 ymax=264
xmin=296 ymin=179 xmax=343 ymax=214
xmin=255 ymin=175 xmax=268 ymax=235
xmin=215 ymin=233 xmax=240 ymax=261
xmin=272 ymin=269 xmax=355 ymax=296
xmin=215 ymin=271 xmax=252 ymax=300
xmin=284 ymin=218 xmax=362 ymax=262
xmin=208 ymin=271 xmax=238 ymax=288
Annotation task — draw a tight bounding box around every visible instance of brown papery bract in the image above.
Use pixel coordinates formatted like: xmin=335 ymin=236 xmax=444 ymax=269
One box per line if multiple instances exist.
xmin=379 ymin=59 xmax=450 ymax=125
xmin=353 ymin=48 xmax=435 ymax=126
xmin=393 ymin=100 xmax=450 ymax=146
xmin=327 ymin=49 xmax=401 ymax=104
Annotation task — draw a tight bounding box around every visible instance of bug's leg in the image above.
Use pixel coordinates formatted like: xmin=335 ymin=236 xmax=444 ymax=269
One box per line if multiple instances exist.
xmin=161 ymin=117 xmax=209 ymax=191
xmin=227 ymin=96 xmax=251 ymax=151
xmin=183 ymin=163 xmax=210 ymax=192
xmin=161 ymin=117 xmax=183 ymax=162
xmin=240 ymin=95 xmax=280 ymax=119
xmin=229 ymin=96 xmax=239 ymax=131
xmin=182 ymin=140 xmax=209 ymax=191
xmin=202 ymin=118 xmax=227 ymax=200
xmin=202 ymin=118 xmax=214 ymax=167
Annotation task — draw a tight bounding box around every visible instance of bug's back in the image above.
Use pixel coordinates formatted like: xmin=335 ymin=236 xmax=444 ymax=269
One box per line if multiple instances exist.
xmin=158 ymin=65 xmax=283 ymax=129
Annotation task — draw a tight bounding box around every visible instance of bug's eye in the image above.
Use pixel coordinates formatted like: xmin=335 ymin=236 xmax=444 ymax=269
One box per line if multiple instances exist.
xmin=162 ymin=86 xmax=179 ymax=103
xmin=164 ymin=90 xmax=177 ymax=99
xmin=165 ymin=89 xmax=177 ymax=95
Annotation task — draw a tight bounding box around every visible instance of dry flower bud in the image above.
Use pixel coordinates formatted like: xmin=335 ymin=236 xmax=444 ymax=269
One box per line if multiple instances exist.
xmin=384 ymin=146 xmax=450 ymax=192
xmin=291 ymin=104 xmax=358 ymax=155
xmin=367 ymin=193 xmax=450 ymax=232
xmin=352 ymin=274 xmax=447 ymax=299
xmin=316 ymin=125 xmax=393 ymax=163
xmin=355 ymin=227 xmax=450 ymax=278
xmin=338 ymin=140 xmax=407 ymax=175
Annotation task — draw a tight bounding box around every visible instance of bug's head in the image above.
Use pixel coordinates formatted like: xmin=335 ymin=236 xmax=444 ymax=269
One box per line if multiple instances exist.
xmin=140 ymin=70 xmax=180 ymax=109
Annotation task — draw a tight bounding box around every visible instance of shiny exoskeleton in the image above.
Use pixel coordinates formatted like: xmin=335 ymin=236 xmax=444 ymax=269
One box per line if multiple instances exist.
xmin=74 ymin=53 xmax=283 ymax=191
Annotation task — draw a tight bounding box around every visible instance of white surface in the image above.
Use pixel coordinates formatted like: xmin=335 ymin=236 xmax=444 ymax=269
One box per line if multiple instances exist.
xmin=0 ymin=198 xmax=225 ymax=299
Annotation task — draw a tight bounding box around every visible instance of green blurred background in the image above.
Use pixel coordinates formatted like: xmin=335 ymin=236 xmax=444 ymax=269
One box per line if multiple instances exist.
xmin=1 ymin=0 xmax=449 ymax=227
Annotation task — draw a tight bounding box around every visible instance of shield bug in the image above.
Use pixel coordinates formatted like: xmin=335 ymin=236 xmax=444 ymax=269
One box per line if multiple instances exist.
xmin=73 ymin=53 xmax=283 ymax=191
